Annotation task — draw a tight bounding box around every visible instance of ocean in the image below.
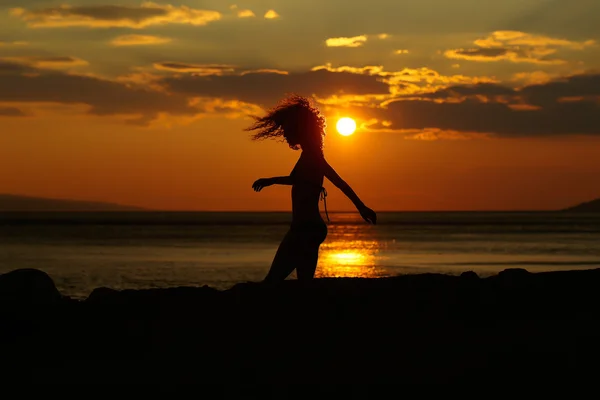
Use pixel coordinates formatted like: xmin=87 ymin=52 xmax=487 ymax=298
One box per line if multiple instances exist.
xmin=1 ymin=211 xmax=599 ymax=299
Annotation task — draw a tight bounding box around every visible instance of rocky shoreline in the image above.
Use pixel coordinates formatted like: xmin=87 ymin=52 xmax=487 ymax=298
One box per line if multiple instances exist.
xmin=2 ymin=267 xmax=600 ymax=383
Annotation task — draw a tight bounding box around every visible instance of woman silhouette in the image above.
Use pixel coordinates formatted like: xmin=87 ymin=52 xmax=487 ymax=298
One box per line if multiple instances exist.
xmin=247 ymin=95 xmax=377 ymax=282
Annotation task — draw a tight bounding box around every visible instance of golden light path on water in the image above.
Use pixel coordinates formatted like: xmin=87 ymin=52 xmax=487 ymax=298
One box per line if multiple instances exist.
xmin=316 ymin=239 xmax=387 ymax=278
xmin=314 ymin=213 xmax=389 ymax=278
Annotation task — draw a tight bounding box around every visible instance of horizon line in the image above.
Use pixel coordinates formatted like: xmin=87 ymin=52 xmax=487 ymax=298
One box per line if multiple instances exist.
xmin=0 ymin=209 xmax=571 ymax=213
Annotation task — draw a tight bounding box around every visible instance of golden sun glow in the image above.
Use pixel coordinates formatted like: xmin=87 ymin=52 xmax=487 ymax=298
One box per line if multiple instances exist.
xmin=318 ymin=249 xmax=378 ymax=278
xmin=336 ymin=117 xmax=357 ymax=136
xmin=328 ymin=251 xmax=367 ymax=265
xmin=317 ymin=240 xmax=382 ymax=279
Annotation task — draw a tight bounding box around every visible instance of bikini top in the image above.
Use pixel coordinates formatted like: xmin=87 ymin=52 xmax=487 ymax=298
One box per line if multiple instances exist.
xmin=319 ymin=186 xmax=329 ymax=223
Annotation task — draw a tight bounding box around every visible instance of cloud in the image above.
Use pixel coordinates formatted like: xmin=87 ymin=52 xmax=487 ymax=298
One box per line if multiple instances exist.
xmin=160 ymin=67 xmax=391 ymax=106
xmin=0 ymin=55 xmax=504 ymax=129
xmin=239 ymin=69 xmax=289 ymax=76
xmin=0 ymin=41 xmax=28 ymax=46
xmin=445 ymin=48 xmax=565 ymax=65
xmin=310 ymin=64 xmax=386 ymax=75
xmin=3 ymin=53 xmax=599 ymax=138
xmin=1 ymin=56 xmax=89 ymax=69
xmin=154 ymin=62 xmax=236 ymax=75
xmin=110 ymin=34 xmax=172 ymax=46
xmin=511 ymin=71 xmax=563 ymax=86
xmin=0 ymin=59 xmax=195 ymax=123
xmin=365 ymin=73 xmax=600 ymax=137
xmin=237 ymin=9 xmax=255 ymax=18
xmin=312 ymin=63 xmax=497 ymax=97
xmin=0 ymin=106 xmax=25 ymax=117
xmin=188 ymin=97 xmax=263 ymax=118
xmin=157 ymin=62 xmax=495 ymax=113
xmin=325 ymin=35 xmax=368 ymax=48
xmin=325 ymin=33 xmax=394 ymax=48
xmin=380 ymin=128 xmax=487 ymax=141
xmin=446 ymin=48 xmax=510 ymax=61
xmin=264 ymin=10 xmax=279 ymax=19
xmin=229 ymin=4 xmax=255 ymax=18
xmin=474 ymin=30 xmax=595 ymax=50
xmin=445 ymin=30 xmax=595 ymax=64
xmin=520 ymin=74 xmax=600 ymax=107
xmin=0 ymin=59 xmax=392 ymax=124
xmin=10 ymin=3 xmax=221 ymax=29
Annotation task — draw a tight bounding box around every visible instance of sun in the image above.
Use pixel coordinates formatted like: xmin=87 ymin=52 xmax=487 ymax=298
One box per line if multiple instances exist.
xmin=336 ymin=117 xmax=356 ymax=136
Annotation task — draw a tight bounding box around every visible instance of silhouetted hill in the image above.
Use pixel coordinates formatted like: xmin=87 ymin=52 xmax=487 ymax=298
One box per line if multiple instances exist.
xmin=0 ymin=194 xmax=146 ymax=211
xmin=563 ymin=198 xmax=600 ymax=212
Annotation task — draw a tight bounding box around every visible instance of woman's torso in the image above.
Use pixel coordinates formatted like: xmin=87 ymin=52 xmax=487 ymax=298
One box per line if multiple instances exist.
xmin=290 ymin=151 xmax=325 ymax=224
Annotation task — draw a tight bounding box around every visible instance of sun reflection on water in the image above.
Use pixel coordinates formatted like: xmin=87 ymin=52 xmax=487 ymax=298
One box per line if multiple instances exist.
xmin=331 ymin=252 xmax=367 ymax=263
xmin=317 ymin=240 xmax=385 ymax=278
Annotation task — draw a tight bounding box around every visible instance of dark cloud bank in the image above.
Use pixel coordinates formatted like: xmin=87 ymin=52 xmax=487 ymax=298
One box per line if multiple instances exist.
xmin=2 ymin=59 xmax=599 ymax=137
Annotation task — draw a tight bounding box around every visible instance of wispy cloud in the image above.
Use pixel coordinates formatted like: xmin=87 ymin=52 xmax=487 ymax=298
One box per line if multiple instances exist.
xmin=325 ymin=35 xmax=368 ymax=48
xmin=1 ymin=56 xmax=88 ymax=69
xmin=111 ymin=34 xmax=171 ymax=46
xmin=154 ymin=62 xmax=236 ymax=75
xmin=154 ymin=63 xmax=289 ymax=76
xmin=445 ymin=30 xmax=595 ymax=64
xmin=239 ymin=69 xmax=288 ymax=76
xmin=10 ymin=3 xmax=222 ymax=29
xmin=475 ymin=31 xmax=594 ymax=50
xmin=325 ymin=33 xmax=393 ymax=48
xmin=152 ymin=63 xmax=290 ymax=77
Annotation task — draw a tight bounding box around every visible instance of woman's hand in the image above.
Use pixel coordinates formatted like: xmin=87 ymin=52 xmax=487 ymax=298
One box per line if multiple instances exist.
xmin=359 ymin=205 xmax=377 ymax=224
xmin=252 ymin=178 xmax=273 ymax=192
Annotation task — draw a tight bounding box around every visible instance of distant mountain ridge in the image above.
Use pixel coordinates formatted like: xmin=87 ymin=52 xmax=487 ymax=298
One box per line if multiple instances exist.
xmin=0 ymin=194 xmax=146 ymax=211
xmin=563 ymin=198 xmax=600 ymax=212
xmin=2 ymin=193 xmax=599 ymax=212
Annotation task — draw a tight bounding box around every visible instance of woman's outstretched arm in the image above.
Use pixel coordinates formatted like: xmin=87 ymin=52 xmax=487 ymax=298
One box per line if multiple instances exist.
xmin=252 ymin=176 xmax=293 ymax=192
xmin=269 ymin=176 xmax=294 ymax=185
xmin=322 ymin=158 xmax=377 ymax=224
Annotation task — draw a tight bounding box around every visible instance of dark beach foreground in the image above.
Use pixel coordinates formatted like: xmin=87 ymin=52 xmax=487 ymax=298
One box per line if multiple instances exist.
xmin=2 ymin=267 xmax=600 ymax=384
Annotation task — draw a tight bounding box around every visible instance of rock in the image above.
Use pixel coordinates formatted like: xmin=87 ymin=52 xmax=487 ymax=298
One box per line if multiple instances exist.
xmin=0 ymin=268 xmax=62 ymax=312
xmin=5 ymin=267 xmax=600 ymax=383
xmin=460 ymin=271 xmax=479 ymax=280
xmin=86 ymin=287 xmax=120 ymax=305
xmin=498 ymin=268 xmax=531 ymax=278
xmin=497 ymin=268 xmax=531 ymax=283
xmin=494 ymin=268 xmax=533 ymax=292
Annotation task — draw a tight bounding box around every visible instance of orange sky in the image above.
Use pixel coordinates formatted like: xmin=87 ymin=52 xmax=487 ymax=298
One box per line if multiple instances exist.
xmin=1 ymin=1 xmax=600 ymax=211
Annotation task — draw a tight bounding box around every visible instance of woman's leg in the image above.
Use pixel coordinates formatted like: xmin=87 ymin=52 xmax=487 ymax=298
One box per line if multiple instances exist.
xmin=295 ymin=243 xmax=321 ymax=281
xmin=296 ymin=223 xmax=327 ymax=281
xmin=263 ymin=230 xmax=299 ymax=282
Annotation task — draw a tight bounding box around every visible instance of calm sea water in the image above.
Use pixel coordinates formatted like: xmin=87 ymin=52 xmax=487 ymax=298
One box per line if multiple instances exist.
xmin=1 ymin=211 xmax=599 ymax=299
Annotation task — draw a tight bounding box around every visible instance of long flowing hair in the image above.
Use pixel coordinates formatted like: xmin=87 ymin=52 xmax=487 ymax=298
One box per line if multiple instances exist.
xmin=245 ymin=94 xmax=326 ymax=150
